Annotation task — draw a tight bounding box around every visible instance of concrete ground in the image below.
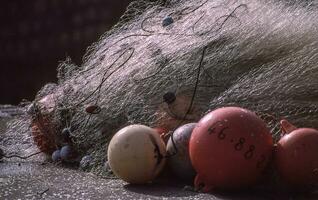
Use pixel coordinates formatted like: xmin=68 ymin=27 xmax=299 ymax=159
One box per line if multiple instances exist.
xmin=1 ymin=117 xmax=318 ymax=200
xmin=1 ymin=159 xmax=318 ymax=200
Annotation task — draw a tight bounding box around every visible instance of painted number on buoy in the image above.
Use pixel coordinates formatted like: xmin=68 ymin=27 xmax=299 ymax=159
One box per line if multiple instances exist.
xmin=207 ymin=123 xmax=267 ymax=168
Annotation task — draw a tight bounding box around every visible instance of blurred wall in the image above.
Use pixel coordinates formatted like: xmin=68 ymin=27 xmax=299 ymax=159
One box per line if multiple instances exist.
xmin=0 ymin=0 xmax=132 ymax=104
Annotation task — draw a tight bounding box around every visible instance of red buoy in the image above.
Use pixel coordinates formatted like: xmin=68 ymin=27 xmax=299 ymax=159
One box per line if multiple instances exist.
xmin=275 ymin=120 xmax=318 ymax=188
xmin=189 ymin=107 xmax=273 ymax=191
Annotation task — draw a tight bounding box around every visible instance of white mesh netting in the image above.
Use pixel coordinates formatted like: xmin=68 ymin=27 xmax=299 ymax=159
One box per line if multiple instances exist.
xmin=1 ymin=0 xmax=318 ymax=175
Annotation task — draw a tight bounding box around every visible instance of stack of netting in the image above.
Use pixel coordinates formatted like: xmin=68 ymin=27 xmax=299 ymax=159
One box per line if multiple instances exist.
xmin=4 ymin=0 xmax=318 ymax=175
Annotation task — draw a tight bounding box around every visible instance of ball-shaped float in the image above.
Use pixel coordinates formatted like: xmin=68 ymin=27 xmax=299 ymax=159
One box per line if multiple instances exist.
xmin=52 ymin=149 xmax=61 ymax=162
xmin=80 ymin=155 xmax=93 ymax=170
xmin=107 ymin=124 xmax=166 ymax=184
xmin=162 ymin=16 xmax=174 ymax=27
xmin=189 ymin=107 xmax=273 ymax=191
xmin=167 ymin=123 xmax=197 ymax=181
xmin=60 ymin=145 xmax=76 ymax=161
xmin=275 ymin=120 xmax=318 ymax=188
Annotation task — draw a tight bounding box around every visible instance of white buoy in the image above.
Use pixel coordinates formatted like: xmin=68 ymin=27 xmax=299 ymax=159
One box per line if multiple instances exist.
xmin=107 ymin=124 xmax=166 ymax=184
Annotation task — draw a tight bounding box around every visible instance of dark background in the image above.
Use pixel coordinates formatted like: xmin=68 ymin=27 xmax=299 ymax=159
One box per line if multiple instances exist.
xmin=0 ymin=0 xmax=132 ymax=105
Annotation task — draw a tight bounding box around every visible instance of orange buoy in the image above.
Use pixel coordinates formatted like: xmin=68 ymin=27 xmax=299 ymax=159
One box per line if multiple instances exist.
xmin=189 ymin=107 xmax=273 ymax=191
xmin=275 ymin=120 xmax=318 ymax=188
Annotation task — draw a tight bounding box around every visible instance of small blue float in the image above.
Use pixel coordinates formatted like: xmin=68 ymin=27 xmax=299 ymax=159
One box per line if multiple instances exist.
xmin=162 ymin=16 xmax=174 ymax=27
xmin=52 ymin=149 xmax=61 ymax=162
xmin=80 ymin=155 xmax=93 ymax=170
xmin=60 ymin=145 xmax=75 ymax=161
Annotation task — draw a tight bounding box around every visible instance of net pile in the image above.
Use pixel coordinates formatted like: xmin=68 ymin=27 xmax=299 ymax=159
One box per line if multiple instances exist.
xmin=2 ymin=0 xmax=318 ymax=175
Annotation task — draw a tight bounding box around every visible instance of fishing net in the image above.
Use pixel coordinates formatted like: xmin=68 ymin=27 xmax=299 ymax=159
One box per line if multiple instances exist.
xmin=1 ymin=0 xmax=318 ymax=176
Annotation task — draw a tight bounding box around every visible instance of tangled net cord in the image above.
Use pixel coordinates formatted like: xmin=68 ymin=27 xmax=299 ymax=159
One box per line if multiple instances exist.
xmin=34 ymin=1 xmax=247 ymax=156
xmin=82 ymin=2 xmax=246 ymax=157
xmin=35 ymin=1 xmax=285 ymax=159
xmin=5 ymin=0 xmax=318 ymax=175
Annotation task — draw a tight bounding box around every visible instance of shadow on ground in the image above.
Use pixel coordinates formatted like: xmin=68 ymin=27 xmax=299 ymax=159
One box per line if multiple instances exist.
xmin=124 ymin=181 xmax=197 ymax=198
